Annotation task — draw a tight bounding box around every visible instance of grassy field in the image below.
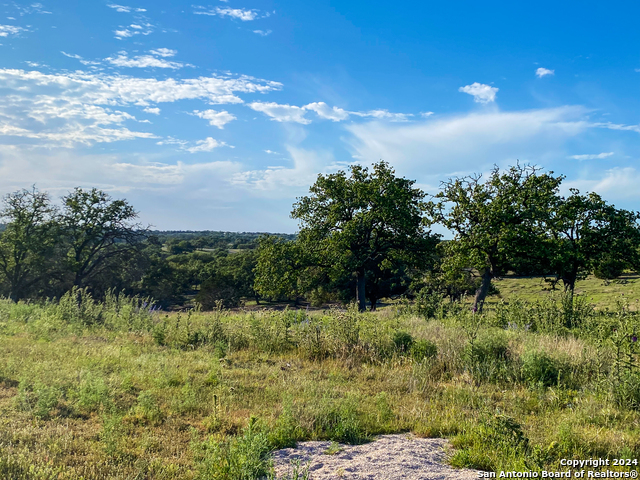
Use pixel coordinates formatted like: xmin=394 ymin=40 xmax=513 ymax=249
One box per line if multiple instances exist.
xmin=491 ymin=274 xmax=640 ymax=310
xmin=1 ymin=289 xmax=640 ymax=479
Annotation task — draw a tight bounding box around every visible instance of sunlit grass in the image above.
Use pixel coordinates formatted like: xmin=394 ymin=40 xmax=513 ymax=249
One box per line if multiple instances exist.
xmin=1 ymin=292 xmax=639 ymax=479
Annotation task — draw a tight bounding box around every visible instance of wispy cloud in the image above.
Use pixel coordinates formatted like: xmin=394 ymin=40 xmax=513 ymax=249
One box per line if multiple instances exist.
xmin=350 ymin=109 xmax=413 ymax=122
xmin=536 ymin=67 xmax=555 ymax=78
xmin=249 ymin=101 xmax=413 ymax=124
xmin=114 ymin=23 xmax=154 ymax=39
xmin=0 ymin=24 xmax=26 ymax=37
xmin=149 ymin=48 xmax=177 ymax=57
xmin=566 ymin=167 xmax=640 ymax=200
xmin=570 ymin=152 xmax=614 ymax=160
xmin=108 ymin=4 xmax=147 ymax=13
xmin=303 ymin=102 xmax=349 ymax=122
xmin=345 ymin=106 xmax=590 ymax=175
xmin=593 ymin=122 xmax=640 ymax=134
xmin=231 ymin=146 xmax=337 ymax=196
xmin=0 ymin=68 xmax=281 ymax=147
xmin=61 ymin=51 xmax=101 ymax=66
xmin=193 ymin=109 xmax=236 ymax=129
xmin=143 ymin=107 xmax=160 ymax=115
xmin=248 ymin=102 xmax=311 ymax=124
xmin=253 ymin=29 xmax=272 ymax=36
xmin=185 ymin=137 xmax=232 ymax=153
xmin=193 ymin=5 xmax=261 ymax=21
xmin=105 ymin=52 xmax=187 ymax=69
xmin=459 ymin=83 xmax=498 ymax=103
xmin=13 ymin=3 xmax=51 ymax=15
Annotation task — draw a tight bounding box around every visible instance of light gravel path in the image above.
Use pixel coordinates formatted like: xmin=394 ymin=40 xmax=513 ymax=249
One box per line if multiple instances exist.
xmin=272 ymin=434 xmax=481 ymax=479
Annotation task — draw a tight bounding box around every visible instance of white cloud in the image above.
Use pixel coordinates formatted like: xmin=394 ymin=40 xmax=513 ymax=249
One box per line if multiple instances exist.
xmin=185 ymin=137 xmax=231 ymax=153
xmin=114 ymin=23 xmax=154 ymax=39
xmin=149 ymin=48 xmax=177 ymax=57
xmin=303 ymin=102 xmax=349 ymax=121
xmin=0 ymin=68 xmax=281 ymax=147
xmin=60 ymin=51 xmax=101 ymax=66
xmin=351 ymin=109 xmax=413 ymax=122
xmin=231 ymin=146 xmax=336 ymax=195
xmin=459 ymin=82 xmax=498 ymax=104
xmin=193 ymin=6 xmax=260 ymax=21
xmin=143 ymin=107 xmax=160 ymax=115
xmin=536 ymin=67 xmax=555 ymax=78
xmin=593 ymin=122 xmax=640 ymax=134
xmin=570 ymin=152 xmax=614 ymax=160
xmin=345 ymin=106 xmax=590 ymax=175
xmin=248 ymin=102 xmax=311 ymax=124
xmin=13 ymin=3 xmax=51 ymax=15
xmin=253 ymin=29 xmax=272 ymax=36
xmin=249 ymin=101 xmax=412 ymax=124
xmin=193 ymin=109 xmax=236 ymax=129
xmin=0 ymin=25 xmax=26 ymax=37
xmin=105 ymin=53 xmax=186 ymax=69
xmin=264 ymin=149 xmax=279 ymax=154
xmin=566 ymin=167 xmax=640 ymax=200
xmin=421 ymin=111 xmax=434 ymax=118
xmin=108 ymin=4 xmax=147 ymax=13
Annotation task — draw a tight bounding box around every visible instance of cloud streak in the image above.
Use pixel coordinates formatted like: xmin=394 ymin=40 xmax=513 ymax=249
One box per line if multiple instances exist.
xmin=105 ymin=53 xmax=187 ymax=69
xmin=570 ymin=152 xmax=614 ymax=160
xmin=193 ymin=6 xmax=262 ymax=21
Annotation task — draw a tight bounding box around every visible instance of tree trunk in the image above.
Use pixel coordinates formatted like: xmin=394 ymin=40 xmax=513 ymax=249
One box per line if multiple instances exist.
xmin=561 ymin=264 xmax=578 ymax=293
xmin=472 ymin=269 xmax=493 ymax=314
xmin=355 ymin=271 xmax=366 ymax=312
xmin=369 ymin=295 xmax=377 ymax=312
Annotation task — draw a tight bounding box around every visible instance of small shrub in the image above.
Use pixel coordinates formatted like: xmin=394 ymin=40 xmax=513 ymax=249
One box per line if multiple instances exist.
xmin=414 ymin=288 xmax=444 ymax=319
xmin=594 ymin=255 xmax=626 ymax=280
xmin=15 ymin=380 xmax=64 ymax=419
xmin=312 ymin=395 xmax=369 ymax=444
xmin=101 ymin=414 xmax=128 ymax=457
xmin=464 ymin=330 xmax=513 ymax=383
xmin=613 ymin=372 xmax=640 ymax=410
xmin=410 ymin=339 xmax=438 ymax=362
xmin=74 ymin=373 xmax=111 ymax=413
xmin=451 ymin=415 xmax=530 ymax=472
xmin=132 ymin=391 xmax=164 ymax=425
xmin=521 ymin=350 xmax=562 ymax=387
xmin=392 ymin=331 xmax=413 ymax=354
xmin=193 ymin=418 xmax=272 ymax=480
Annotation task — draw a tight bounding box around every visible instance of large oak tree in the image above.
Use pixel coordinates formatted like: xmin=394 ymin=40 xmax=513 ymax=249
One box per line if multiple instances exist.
xmin=291 ymin=161 xmax=438 ymax=311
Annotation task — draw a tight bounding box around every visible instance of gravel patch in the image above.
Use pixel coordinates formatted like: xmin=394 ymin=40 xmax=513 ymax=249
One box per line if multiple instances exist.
xmin=272 ymin=434 xmax=480 ymax=479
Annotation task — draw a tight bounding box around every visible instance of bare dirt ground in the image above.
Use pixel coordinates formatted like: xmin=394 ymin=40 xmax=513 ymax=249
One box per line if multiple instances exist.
xmin=272 ymin=434 xmax=481 ymax=479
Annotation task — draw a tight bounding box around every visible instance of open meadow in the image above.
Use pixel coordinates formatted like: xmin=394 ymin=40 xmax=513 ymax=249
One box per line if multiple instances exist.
xmin=1 ymin=289 xmax=640 ymax=479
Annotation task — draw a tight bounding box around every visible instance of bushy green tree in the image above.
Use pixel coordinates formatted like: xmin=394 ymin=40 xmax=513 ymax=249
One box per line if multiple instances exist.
xmin=547 ymin=189 xmax=640 ymax=292
xmin=430 ymin=164 xmax=563 ymax=312
xmin=60 ymin=188 xmax=147 ymax=289
xmin=254 ymin=235 xmax=306 ymax=302
xmin=291 ymin=161 xmax=438 ymax=311
xmin=0 ymin=188 xmax=60 ymax=301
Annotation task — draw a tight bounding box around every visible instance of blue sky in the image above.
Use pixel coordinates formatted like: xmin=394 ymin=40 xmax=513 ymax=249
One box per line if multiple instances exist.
xmin=1 ymin=0 xmax=639 ymax=232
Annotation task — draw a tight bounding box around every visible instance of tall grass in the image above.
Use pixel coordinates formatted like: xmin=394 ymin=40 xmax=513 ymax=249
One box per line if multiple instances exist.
xmin=0 ymin=291 xmax=639 ymax=478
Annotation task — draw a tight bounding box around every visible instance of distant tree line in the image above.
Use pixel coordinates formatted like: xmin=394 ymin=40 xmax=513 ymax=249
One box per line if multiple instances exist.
xmin=1 ymin=161 xmax=639 ymax=311
xmin=0 ymin=188 xmax=277 ymax=307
